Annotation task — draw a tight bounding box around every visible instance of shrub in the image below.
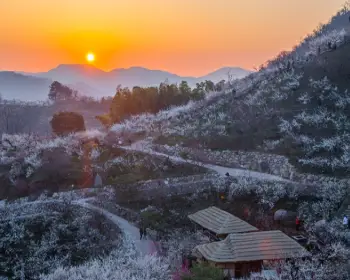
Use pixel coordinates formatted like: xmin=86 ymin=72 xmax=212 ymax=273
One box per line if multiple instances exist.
xmin=179 ymin=151 xmax=189 ymax=159
xmin=95 ymin=114 xmax=113 ymax=129
xmin=50 ymin=112 xmax=86 ymax=136
xmin=181 ymin=263 xmax=224 ymax=280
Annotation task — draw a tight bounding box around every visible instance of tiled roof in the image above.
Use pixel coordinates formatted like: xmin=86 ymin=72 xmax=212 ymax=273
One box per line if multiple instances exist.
xmin=194 ymin=230 xmax=310 ymax=263
xmin=188 ymin=206 xmax=258 ymax=234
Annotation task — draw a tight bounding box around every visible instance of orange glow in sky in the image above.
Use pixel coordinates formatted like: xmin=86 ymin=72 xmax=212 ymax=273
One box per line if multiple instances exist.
xmin=0 ymin=0 xmax=346 ymax=76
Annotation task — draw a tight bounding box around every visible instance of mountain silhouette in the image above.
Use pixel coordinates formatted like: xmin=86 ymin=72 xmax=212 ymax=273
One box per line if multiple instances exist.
xmin=1 ymin=65 xmax=251 ymax=101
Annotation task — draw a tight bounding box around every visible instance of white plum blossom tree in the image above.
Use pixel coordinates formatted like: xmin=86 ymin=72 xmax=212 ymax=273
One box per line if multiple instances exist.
xmin=41 ymin=235 xmax=170 ymax=280
xmin=305 ymin=28 xmax=346 ymax=57
xmin=298 ymin=181 xmax=346 ymax=221
xmin=279 ymin=77 xmax=350 ymax=171
xmin=245 ymin=69 xmax=303 ymax=107
xmin=272 ymin=241 xmax=350 ymax=280
xmin=227 ymin=177 xmax=299 ymax=209
xmin=0 ymin=199 xmax=119 ymax=279
xmin=0 ymin=131 xmax=103 ymax=182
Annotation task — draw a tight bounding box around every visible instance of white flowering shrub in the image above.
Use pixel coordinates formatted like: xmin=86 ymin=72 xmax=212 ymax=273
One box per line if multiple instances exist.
xmin=272 ymin=241 xmax=350 ymax=280
xmin=90 ymin=147 xmax=101 ymax=160
xmin=244 ymin=69 xmax=303 ymax=107
xmin=162 ymin=231 xmax=204 ymax=271
xmin=109 ymin=100 xmax=205 ymax=139
xmin=263 ymin=139 xmax=284 ymax=151
xmin=0 ymin=129 xmax=107 ymax=188
xmin=42 ymin=235 xmax=170 ymax=280
xmin=227 ymin=177 xmax=298 ymax=209
xmin=306 ymin=28 xmax=346 ymax=56
xmin=0 ymin=133 xmax=81 ymax=182
xmin=298 ymin=181 xmax=346 ymax=222
xmin=0 ymin=199 xmax=120 ymax=279
xmin=103 ymin=151 xmax=163 ymax=174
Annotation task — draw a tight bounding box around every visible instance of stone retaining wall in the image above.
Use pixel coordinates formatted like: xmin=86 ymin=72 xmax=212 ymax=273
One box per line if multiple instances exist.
xmin=111 ymin=174 xmax=220 ymax=203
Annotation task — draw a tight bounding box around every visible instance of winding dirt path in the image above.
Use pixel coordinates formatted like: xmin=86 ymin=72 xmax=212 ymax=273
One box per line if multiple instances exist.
xmin=122 ymin=141 xmax=292 ymax=183
xmin=73 ymin=200 xmax=158 ymax=256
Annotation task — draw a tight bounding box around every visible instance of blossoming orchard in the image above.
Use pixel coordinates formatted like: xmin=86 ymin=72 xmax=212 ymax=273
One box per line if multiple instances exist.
xmin=1 ymin=3 xmax=350 ymax=280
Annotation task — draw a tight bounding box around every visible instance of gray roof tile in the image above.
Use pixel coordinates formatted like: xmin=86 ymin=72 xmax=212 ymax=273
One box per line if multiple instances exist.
xmin=194 ymin=230 xmax=310 ymax=262
xmin=188 ymin=206 xmax=258 ymax=234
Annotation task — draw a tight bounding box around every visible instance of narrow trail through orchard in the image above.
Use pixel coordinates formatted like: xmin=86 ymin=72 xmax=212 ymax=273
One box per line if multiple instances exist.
xmin=122 ymin=140 xmax=292 ymax=183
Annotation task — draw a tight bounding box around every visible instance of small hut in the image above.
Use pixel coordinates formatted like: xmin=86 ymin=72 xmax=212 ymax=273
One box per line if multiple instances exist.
xmin=192 ymin=230 xmax=310 ymax=278
xmin=188 ymin=206 xmax=258 ymax=240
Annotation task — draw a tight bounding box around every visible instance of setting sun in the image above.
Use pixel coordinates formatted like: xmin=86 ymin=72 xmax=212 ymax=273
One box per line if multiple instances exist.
xmin=86 ymin=53 xmax=95 ymax=63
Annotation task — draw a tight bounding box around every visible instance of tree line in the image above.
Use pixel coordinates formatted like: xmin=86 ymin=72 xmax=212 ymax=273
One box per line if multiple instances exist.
xmin=102 ymin=80 xmax=225 ymax=126
xmin=45 ymin=79 xmax=225 ymax=132
xmin=48 ymin=81 xmax=113 ymax=108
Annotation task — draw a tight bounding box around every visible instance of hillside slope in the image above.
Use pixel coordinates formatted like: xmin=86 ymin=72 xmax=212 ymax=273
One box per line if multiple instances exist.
xmin=159 ymin=7 xmax=350 ymax=175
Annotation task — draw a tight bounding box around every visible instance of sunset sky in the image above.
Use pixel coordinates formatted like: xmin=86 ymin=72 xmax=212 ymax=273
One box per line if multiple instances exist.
xmin=0 ymin=0 xmax=346 ymax=76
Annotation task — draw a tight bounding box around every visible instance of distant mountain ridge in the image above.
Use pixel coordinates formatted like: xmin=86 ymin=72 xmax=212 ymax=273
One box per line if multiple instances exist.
xmin=0 ymin=72 xmax=52 ymax=101
xmin=0 ymin=65 xmax=252 ymax=101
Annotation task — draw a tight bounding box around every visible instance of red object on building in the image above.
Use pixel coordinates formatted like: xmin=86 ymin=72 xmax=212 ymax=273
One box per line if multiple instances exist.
xmin=296 ymin=217 xmax=300 ymax=225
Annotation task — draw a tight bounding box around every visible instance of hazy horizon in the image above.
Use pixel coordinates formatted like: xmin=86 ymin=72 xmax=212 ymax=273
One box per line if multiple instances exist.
xmin=5 ymin=63 xmax=250 ymax=77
